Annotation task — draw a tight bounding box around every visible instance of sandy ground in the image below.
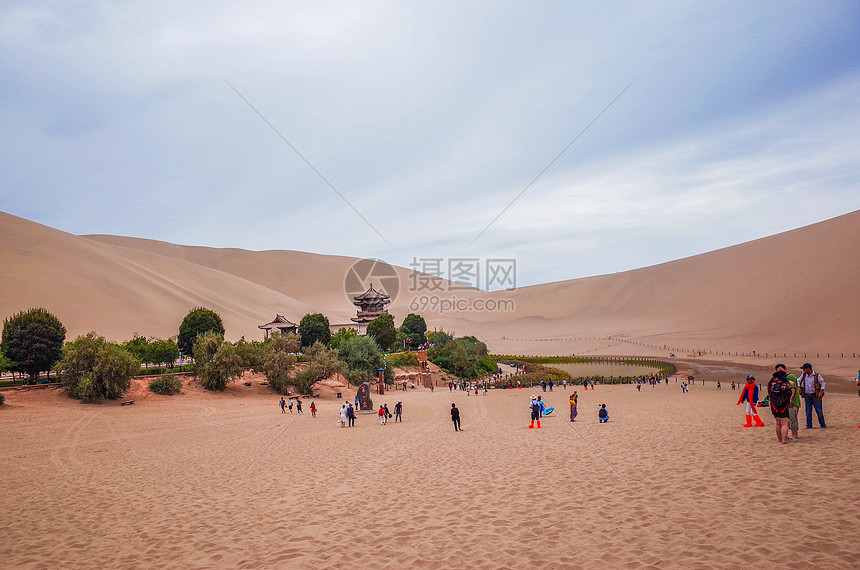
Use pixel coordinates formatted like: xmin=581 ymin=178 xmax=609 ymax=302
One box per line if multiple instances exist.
xmin=2 ymin=375 xmax=858 ymax=569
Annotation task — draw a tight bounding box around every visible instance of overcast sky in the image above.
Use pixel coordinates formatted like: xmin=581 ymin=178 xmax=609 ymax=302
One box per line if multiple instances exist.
xmin=2 ymin=1 xmax=859 ymax=288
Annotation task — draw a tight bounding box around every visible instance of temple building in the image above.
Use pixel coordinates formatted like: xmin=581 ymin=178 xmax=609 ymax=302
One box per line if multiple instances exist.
xmin=351 ymin=283 xmax=391 ymax=327
xmin=258 ymin=314 xmax=298 ymax=338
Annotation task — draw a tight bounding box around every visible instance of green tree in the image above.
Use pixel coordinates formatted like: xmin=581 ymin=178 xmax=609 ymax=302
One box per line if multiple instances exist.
xmin=330 ymin=327 xmax=359 ymax=350
xmin=293 ymin=342 xmax=346 ymax=394
xmin=232 ymin=336 xmax=264 ymax=372
xmin=178 ymin=307 xmax=225 ymax=357
xmin=426 ymin=329 xmax=453 ymax=347
xmin=338 ymin=335 xmax=382 ymax=384
xmin=298 ymin=313 xmax=331 ymax=348
xmin=399 ymin=313 xmax=427 ymax=346
xmin=259 ymin=333 xmax=300 ymax=395
xmin=148 ymin=338 xmax=180 ymax=368
xmin=366 ymin=314 xmax=396 ymax=351
xmin=58 ymin=332 xmax=140 ymax=402
xmin=0 ymin=349 xmax=15 ymax=377
xmin=2 ymin=307 xmax=66 ymax=382
xmin=428 ymin=335 xmax=494 ymax=379
xmin=122 ymin=334 xmax=150 ymax=362
xmin=193 ymin=332 xmax=243 ymax=391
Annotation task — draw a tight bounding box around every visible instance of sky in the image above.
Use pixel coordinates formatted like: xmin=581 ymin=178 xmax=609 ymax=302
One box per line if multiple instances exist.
xmin=2 ymin=1 xmax=859 ymax=289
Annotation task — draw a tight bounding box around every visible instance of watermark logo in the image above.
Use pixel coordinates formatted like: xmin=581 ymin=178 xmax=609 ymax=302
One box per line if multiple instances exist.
xmin=408 ymin=257 xmax=517 ymax=292
xmin=344 ymin=258 xmax=400 ymax=304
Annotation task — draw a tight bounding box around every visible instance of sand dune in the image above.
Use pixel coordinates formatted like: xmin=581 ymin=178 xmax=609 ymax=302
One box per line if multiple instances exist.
xmin=0 ymin=212 xmax=321 ymax=341
xmin=3 ymin=210 xmax=860 ymax=364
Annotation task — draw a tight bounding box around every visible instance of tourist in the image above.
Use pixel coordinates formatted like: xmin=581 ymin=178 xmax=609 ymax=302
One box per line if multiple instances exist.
xmin=288 ymin=398 xmax=294 ymax=413
xmin=394 ymin=401 xmax=402 ymax=422
xmin=767 ymin=370 xmax=792 ymax=444
xmin=717 ymin=381 xmax=721 ymax=390
xmin=776 ymin=364 xmax=800 ymax=440
xmin=798 ymin=363 xmax=826 ymax=428
xmin=636 ymin=383 xmax=641 ymax=392
xmin=379 ymin=405 xmax=387 ymax=425
xmin=563 ymin=379 xmax=567 ymax=390
xmin=569 ymin=391 xmax=578 ymax=422
xmin=296 ymin=398 xmax=303 ymax=414
xmin=549 ymin=380 xmax=554 ymax=391
xmin=279 ymin=397 xmax=286 ymax=413
xmin=347 ymin=403 xmax=355 ymax=427
xmin=354 ymin=394 xmax=360 ymax=410
xmin=529 ymin=395 xmax=542 ymax=429
xmin=338 ymin=404 xmax=347 ymax=427
xmin=598 ymin=404 xmax=609 ymax=423
xmin=590 ymin=379 xmax=595 ymax=390
xmin=451 ymin=403 xmax=461 ymax=431
xmin=731 ymin=381 xmax=736 ymax=390
xmin=310 ymin=401 xmax=317 ymax=418
xmin=736 ymin=375 xmax=765 ymax=427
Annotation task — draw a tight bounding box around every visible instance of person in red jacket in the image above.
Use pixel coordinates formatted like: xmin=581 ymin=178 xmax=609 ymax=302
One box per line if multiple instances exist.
xmin=737 ymin=375 xmax=765 ymax=427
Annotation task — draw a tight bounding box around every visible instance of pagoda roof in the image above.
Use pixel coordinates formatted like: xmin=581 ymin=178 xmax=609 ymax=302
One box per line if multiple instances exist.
xmin=352 ymin=283 xmax=391 ymax=303
xmin=258 ymin=314 xmax=298 ymax=329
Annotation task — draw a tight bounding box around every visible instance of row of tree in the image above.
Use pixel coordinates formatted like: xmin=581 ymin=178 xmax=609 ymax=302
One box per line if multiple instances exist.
xmin=1 ymin=306 xmax=430 ymax=403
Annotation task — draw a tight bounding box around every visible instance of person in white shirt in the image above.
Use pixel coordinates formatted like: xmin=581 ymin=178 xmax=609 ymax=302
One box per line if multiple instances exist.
xmin=798 ymin=363 xmax=826 ymax=429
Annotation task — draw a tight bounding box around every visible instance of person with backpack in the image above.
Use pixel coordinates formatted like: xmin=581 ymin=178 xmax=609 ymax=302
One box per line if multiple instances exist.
xmin=767 ymin=371 xmax=792 ymax=444
xmin=776 ymin=364 xmax=800 ymax=440
xmin=798 ymin=363 xmax=826 ymax=429
xmin=737 ymin=375 xmax=765 ymax=428
xmin=598 ymin=404 xmax=609 ymax=423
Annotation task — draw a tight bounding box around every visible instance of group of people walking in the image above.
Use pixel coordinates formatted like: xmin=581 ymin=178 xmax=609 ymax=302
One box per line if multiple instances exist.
xmin=739 ymin=363 xmax=827 ymax=444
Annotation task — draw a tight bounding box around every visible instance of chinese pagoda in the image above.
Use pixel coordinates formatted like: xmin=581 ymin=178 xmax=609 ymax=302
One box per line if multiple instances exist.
xmin=351 ymin=283 xmax=391 ymax=325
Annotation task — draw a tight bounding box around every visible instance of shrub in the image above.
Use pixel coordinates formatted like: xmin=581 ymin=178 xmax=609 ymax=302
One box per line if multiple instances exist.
xmin=0 ymin=392 xmax=5 ymax=406
xmin=59 ymin=332 xmax=140 ymax=402
xmin=387 ymin=351 xmax=418 ymax=369
xmin=293 ymin=342 xmax=345 ymax=394
xmin=259 ymin=333 xmax=299 ymax=395
xmin=331 ymin=327 xmax=359 ymax=350
xmin=338 ymin=336 xmax=382 ymax=377
xmin=193 ymin=332 xmax=243 ymax=391
xmin=2 ymin=307 xmax=66 ymax=382
xmin=149 ymin=374 xmax=183 ymax=395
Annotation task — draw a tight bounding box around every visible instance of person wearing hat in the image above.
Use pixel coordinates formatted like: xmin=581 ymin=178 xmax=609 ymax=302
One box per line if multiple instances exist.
xmin=528 ymin=395 xmax=542 ymax=429
xmin=798 ymin=363 xmax=826 ymax=429
xmin=737 ymin=375 xmax=765 ymax=427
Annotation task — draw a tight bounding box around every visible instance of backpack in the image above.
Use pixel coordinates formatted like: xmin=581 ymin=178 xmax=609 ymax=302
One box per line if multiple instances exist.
xmin=598 ymin=407 xmax=608 ymax=418
xmin=768 ymin=378 xmax=791 ymax=413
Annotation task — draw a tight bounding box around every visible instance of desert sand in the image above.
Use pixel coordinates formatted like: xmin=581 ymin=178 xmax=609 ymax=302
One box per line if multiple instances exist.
xmin=1 ymin=372 xmax=859 ymax=569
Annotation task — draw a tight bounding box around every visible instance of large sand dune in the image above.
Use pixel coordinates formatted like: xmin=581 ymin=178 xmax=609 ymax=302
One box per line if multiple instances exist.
xmin=2 ymin=210 xmax=860 ymax=361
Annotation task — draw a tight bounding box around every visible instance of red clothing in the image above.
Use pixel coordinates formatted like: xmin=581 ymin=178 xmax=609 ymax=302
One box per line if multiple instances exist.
xmin=737 ymin=382 xmax=758 ymax=405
